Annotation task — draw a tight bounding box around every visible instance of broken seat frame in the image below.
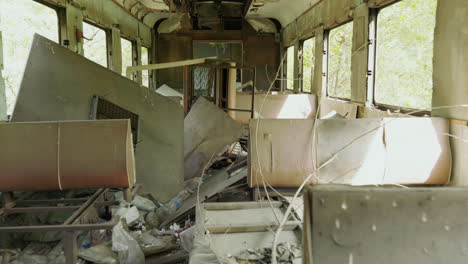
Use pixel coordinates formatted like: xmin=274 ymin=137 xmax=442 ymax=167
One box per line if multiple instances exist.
xmin=0 ymin=187 xmax=134 ymax=264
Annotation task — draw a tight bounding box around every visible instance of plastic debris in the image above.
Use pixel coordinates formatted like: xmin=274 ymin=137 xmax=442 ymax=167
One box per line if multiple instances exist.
xmin=180 ymin=226 xmax=195 ymax=252
xmin=224 ymin=243 xmax=302 ymax=264
xmin=131 ymin=195 xmax=157 ymax=212
xmin=114 ymin=205 xmax=140 ymax=226
xmin=112 ymin=221 xmax=145 ymax=264
xmin=78 ymin=242 xmax=118 ymax=264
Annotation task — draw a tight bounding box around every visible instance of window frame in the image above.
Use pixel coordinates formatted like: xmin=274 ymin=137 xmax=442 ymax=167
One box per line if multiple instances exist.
xmin=369 ymin=1 xmax=435 ymax=114
xmin=140 ymin=45 xmax=151 ymax=88
xmin=285 ymin=45 xmax=295 ymax=91
xmin=120 ymin=36 xmax=136 ymax=79
xmin=82 ymin=20 xmax=108 ymax=68
xmin=325 ymin=20 xmax=354 ymax=101
xmin=299 ymin=36 xmax=316 ymax=94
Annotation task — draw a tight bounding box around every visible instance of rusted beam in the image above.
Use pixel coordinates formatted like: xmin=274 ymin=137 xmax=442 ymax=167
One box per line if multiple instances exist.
xmin=2 ymin=201 xmax=118 ymax=215
xmin=15 ymin=198 xmax=88 ymax=206
xmin=64 ymin=188 xmax=106 ymax=225
xmin=3 ymin=206 xmax=80 ymax=214
xmin=64 ymin=231 xmax=77 ymax=264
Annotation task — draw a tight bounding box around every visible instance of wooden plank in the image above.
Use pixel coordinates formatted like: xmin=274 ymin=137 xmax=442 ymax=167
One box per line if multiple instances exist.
xmin=126 ymin=56 xmax=216 ymax=78
xmin=205 ymin=220 xmax=301 ymax=234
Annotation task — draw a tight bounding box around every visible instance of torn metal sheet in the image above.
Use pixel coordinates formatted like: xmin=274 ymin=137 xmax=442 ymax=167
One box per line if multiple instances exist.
xmin=11 ymin=35 xmax=183 ymax=202
xmin=249 ymin=117 xmax=451 ymax=187
xmin=156 ymin=84 xmax=183 ymax=105
xmin=304 ymin=185 xmax=468 ymax=264
xmin=0 ymin=120 xmax=134 ymax=191
xmin=319 ymin=97 xmax=357 ymax=119
xmin=316 ymin=118 xmax=452 ymax=185
xmin=160 ymin=165 xmax=248 ymax=228
xmin=184 ymin=97 xmax=243 ymax=180
xmin=156 ymin=84 xmax=183 ymax=98
xmin=235 ymin=93 xmax=317 ymax=124
xmin=249 ymin=119 xmax=316 ymax=187
xmin=316 ymin=118 xmax=386 ymax=184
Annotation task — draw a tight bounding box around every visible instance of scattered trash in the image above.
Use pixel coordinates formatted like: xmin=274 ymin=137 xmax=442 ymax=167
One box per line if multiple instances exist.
xmin=226 ymin=243 xmax=302 ymax=264
xmin=180 ymin=226 xmax=196 ymax=252
xmin=78 ymin=242 xmax=118 ymax=264
xmin=112 ymin=221 xmax=145 ymax=264
xmin=131 ymin=195 xmax=157 ymax=212
xmin=114 ymin=205 xmax=140 ymax=226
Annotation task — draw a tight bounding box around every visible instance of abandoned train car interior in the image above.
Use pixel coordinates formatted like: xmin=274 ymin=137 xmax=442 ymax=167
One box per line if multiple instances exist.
xmin=0 ymin=0 xmax=467 ymax=263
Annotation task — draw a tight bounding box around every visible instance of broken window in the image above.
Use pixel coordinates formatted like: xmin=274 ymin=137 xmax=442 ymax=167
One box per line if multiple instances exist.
xmin=121 ymin=37 xmax=133 ymax=78
xmin=327 ymin=21 xmax=353 ymax=99
xmin=302 ymin=38 xmax=315 ymax=93
xmin=286 ymin=45 xmax=295 ymax=90
xmin=83 ymin=22 xmax=107 ymax=68
xmin=0 ymin=0 xmax=59 ymax=114
xmin=141 ymin=46 xmax=149 ymax=87
xmin=374 ymin=0 xmax=437 ymax=110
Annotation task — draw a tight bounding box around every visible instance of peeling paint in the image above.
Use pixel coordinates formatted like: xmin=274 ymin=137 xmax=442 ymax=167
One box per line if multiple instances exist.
xmin=246 ymin=0 xmax=321 ymax=27
xmin=157 ymin=13 xmax=191 ymax=34
xmin=246 ymin=18 xmax=277 ymax=33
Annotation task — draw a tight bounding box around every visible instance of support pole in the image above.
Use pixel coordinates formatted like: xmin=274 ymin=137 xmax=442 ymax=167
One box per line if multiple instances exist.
xmin=64 ymin=231 xmax=77 ymax=264
xmin=183 ymin=66 xmax=192 ymax=114
xmin=227 ymin=63 xmax=237 ymax=119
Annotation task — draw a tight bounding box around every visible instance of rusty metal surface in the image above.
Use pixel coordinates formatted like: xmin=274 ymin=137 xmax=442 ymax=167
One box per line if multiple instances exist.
xmin=0 ymin=120 xmax=134 ymax=191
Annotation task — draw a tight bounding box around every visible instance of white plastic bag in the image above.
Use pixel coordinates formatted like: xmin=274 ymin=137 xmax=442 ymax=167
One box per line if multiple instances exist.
xmin=131 ymin=195 xmax=157 ymax=212
xmin=112 ymin=221 xmax=145 ymax=264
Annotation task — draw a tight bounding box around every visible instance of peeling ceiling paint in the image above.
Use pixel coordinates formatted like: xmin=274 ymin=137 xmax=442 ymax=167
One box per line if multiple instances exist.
xmin=113 ymin=0 xmax=170 ymax=27
xmin=115 ymin=0 xmax=318 ymax=29
xmin=246 ymin=0 xmax=321 ymax=27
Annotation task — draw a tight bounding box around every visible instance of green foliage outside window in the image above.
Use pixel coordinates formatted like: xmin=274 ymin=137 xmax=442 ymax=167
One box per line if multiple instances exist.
xmin=286 ymin=45 xmax=295 ymax=90
xmin=83 ymin=22 xmax=107 ymax=68
xmin=328 ymin=22 xmax=353 ymax=99
xmin=141 ymin=46 xmax=149 ymax=87
xmin=0 ymin=0 xmax=58 ymax=114
xmin=121 ymin=37 xmax=133 ymax=78
xmin=302 ymin=38 xmax=315 ymax=93
xmin=375 ymin=0 xmax=437 ymax=110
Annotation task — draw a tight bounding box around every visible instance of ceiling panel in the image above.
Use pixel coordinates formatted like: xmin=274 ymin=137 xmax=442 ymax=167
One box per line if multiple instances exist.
xmin=246 ymin=0 xmax=321 ymax=27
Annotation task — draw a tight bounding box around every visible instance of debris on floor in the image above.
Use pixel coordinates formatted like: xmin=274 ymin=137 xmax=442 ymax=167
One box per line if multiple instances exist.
xmin=225 ymin=243 xmax=302 ymax=264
